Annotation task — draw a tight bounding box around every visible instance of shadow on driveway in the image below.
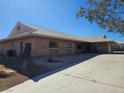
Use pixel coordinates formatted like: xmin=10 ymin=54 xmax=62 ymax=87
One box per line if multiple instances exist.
xmin=0 ymin=53 xmax=99 ymax=91
xmin=32 ymin=53 xmax=99 ymax=82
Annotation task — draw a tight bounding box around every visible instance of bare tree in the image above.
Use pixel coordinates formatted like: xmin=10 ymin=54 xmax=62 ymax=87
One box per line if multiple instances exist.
xmin=77 ymin=0 xmax=124 ymax=36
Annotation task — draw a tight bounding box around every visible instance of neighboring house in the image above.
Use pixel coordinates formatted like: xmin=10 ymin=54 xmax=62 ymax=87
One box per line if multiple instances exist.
xmin=0 ymin=22 xmax=116 ymax=57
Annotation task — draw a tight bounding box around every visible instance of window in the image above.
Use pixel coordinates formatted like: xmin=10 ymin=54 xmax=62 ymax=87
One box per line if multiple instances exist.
xmin=65 ymin=42 xmax=72 ymax=49
xmin=17 ymin=25 xmax=21 ymax=30
xmin=49 ymin=41 xmax=58 ymax=48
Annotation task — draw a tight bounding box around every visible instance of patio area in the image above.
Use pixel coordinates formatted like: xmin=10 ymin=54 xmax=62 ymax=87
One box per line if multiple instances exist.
xmin=33 ymin=54 xmax=98 ymax=69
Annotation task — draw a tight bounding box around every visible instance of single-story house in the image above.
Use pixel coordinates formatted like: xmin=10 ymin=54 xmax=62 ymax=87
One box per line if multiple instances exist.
xmin=0 ymin=22 xmax=116 ymax=58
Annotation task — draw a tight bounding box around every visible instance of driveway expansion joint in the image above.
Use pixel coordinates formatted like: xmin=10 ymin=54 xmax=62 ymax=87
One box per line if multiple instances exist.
xmin=62 ymin=73 xmax=124 ymax=90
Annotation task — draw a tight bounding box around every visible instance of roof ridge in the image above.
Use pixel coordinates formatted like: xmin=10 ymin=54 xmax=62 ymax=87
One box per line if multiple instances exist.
xmin=20 ymin=22 xmax=109 ymax=40
xmin=21 ymin=22 xmax=83 ymax=38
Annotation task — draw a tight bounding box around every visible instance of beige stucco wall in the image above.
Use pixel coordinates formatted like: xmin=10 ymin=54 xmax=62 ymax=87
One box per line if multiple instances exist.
xmin=34 ymin=37 xmax=76 ymax=57
xmin=0 ymin=36 xmax=113 ymax=57
xmin=0 ymin=36 xmax=76 ymax=57
xmin=0 ymin=36 xmax=36 ymax=57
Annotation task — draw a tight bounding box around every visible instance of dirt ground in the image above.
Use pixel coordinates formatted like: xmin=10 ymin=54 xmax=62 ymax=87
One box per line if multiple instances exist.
xmin=0 ymin=73 xmax=28 ymax=91
xmin=0 ymin=57 xmax=51 ymax=91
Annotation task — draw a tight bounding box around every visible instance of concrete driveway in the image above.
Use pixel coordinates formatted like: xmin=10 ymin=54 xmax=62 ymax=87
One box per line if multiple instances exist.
xmin=2 ymin=54 xmax=124 ymax=93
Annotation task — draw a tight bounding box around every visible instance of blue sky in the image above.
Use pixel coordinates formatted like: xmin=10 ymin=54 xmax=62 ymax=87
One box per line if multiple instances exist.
xmin=0 ymin=0 xmax=124 ymax=41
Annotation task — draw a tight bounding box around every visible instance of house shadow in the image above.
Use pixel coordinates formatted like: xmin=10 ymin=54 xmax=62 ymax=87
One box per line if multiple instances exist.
xmin=32 ymin=53 xmax=99 ymax=82
xmin=0 ymin=53 xmax=99 ymax=91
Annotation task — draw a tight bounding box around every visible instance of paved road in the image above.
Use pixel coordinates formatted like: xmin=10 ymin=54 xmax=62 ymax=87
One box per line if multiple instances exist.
xmin=2 ymin=54 xmax=124 ymax=93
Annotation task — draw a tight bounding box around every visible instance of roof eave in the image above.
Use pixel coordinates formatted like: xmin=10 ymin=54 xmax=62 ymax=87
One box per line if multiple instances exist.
xmin=0 ymin=33 xmax=88 ymax=43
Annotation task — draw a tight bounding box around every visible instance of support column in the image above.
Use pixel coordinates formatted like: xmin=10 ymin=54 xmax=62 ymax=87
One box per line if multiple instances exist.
xmin=108 ymin=44 xmax=112 ymax=53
